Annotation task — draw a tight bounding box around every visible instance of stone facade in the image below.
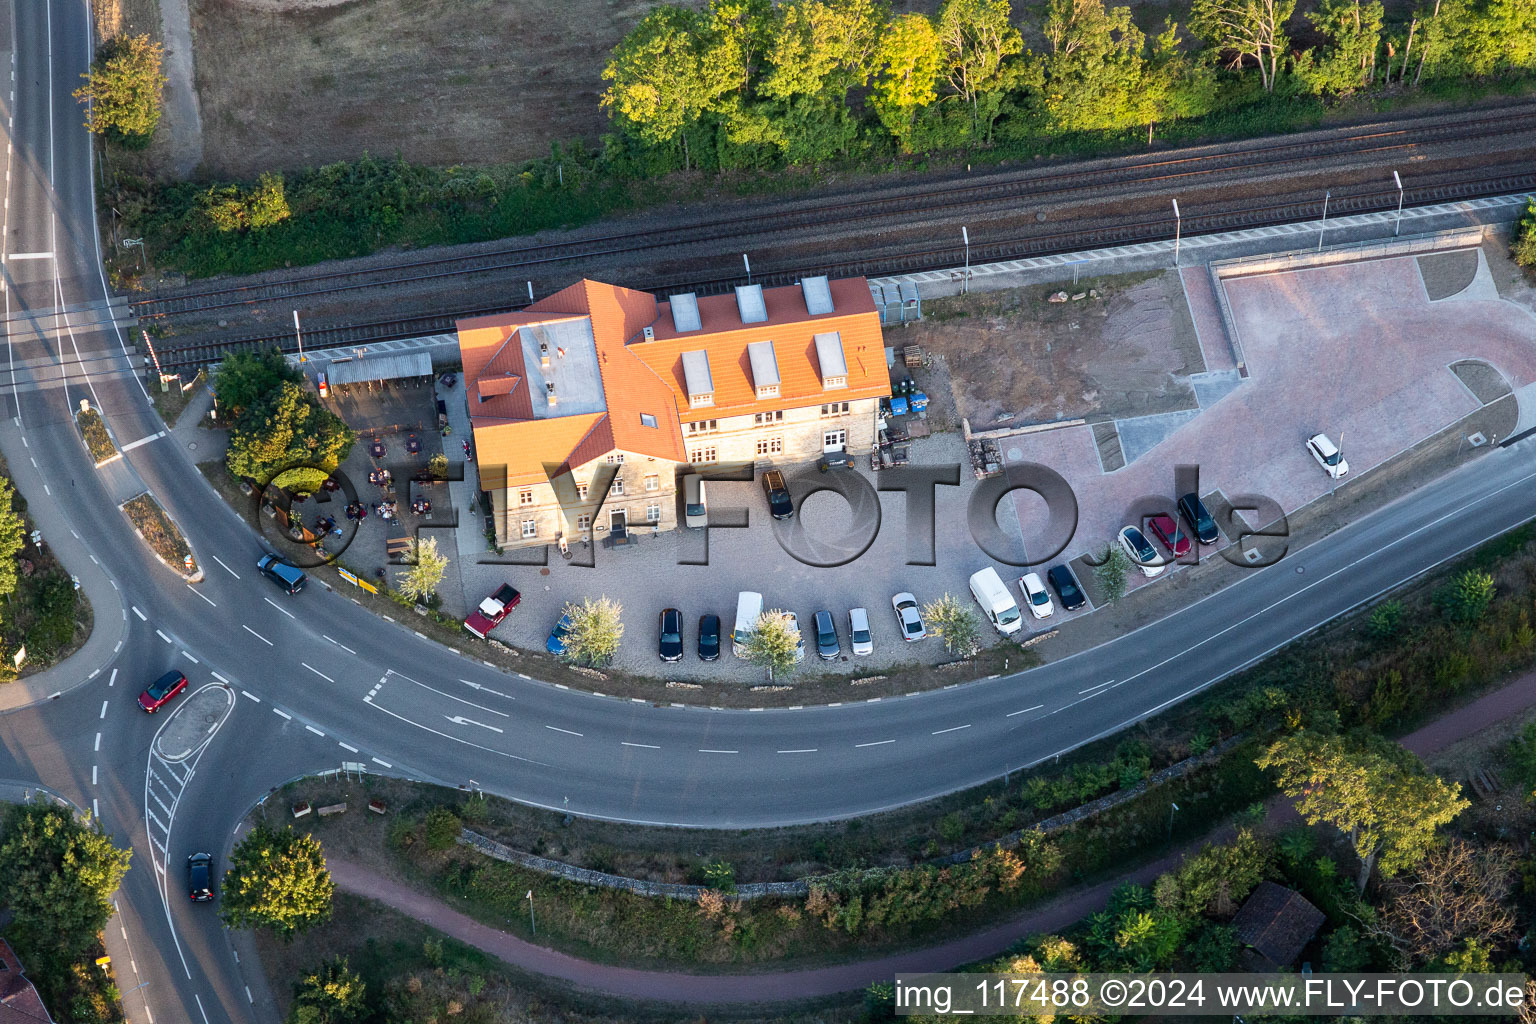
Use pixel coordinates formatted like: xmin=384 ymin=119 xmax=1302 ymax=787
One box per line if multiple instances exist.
xmin=681 ymin=396 xmax=880 ymax=467
xmin=492 ymin=451 xmax=680 ymax=550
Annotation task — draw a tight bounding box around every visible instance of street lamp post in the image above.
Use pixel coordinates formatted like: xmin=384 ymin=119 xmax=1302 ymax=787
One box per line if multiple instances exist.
xmin=293 ymin=310 xmax=306 ymax=364
xmin=1393 ymin=171 xmax=1405 ymax=237
xmin=743 ymin=253 xmax=752 ymax=285
xmin=961 ymin=226 xmax=970 ymax=294
xmin=1168 ymin=801 xmax=1180 ymax=839
xmin=1172 ymin=199 xmax=1181 ymax=267
xmin=1317 ymin=190 xmax=1331 ymax=252
xmin=526 ymin=890 xmax=536 ymax=934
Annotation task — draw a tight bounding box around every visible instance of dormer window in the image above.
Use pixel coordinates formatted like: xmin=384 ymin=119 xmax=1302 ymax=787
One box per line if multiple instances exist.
xmin=813 ymin=331 xmax=848 ymax=391
xmin=747 ymin=340 xmax=780 ymax=401
xmin=681 ymin=350 xmax=714 ymax=410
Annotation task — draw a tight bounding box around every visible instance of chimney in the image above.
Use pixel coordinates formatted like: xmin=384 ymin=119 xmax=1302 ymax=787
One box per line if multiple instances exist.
xmin=540 ymin=341 xmax=551 ymax=369
xmin=643 ymin=325 xmax=655 ymax=341
xmin=545 ymin=381 xmax=557 ymax=406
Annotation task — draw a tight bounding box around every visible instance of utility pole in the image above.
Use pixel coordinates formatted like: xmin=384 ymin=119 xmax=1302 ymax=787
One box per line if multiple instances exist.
xmin=1168 ymin=801 xmax=1180 ymax=839
xmin=293 ymin=310 xmax=306 ymax=363
xmin=961 ymin=226 xmax=970 ymax=294
xmin=1392 ymin=171 xmax=1405 ymax=236
xmin=526 ymin=890 xmax=536 ymax=934
xmin=1317 ymin=191 xmax=1331 ymax=252
xmin=1171 ymin=199 xmax=1181 ymax=267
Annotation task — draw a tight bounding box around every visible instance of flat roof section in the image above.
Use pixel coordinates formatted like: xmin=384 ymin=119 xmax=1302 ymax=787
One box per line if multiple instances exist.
xmin=747 ymin=340 xmax=780 ymax=387
xmin=518 ymin=318 xmax=605 ymax=418
xmin=801 ymin=275 xmax=834 ymax=315
xmin=735 ymin=284 xmax=768 ymax=324
xmin=813 ymin=331 xmax=847 ymax=378
xmin=325 ymin=351 xmax=432 ymax=386
xmin=681 ymin=350 xmax=713 ymax=396
xmin=670 ymin=292 xmax=702 ymax=333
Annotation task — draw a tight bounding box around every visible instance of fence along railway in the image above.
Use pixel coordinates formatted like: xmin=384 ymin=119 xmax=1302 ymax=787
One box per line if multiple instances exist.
xmin=122 ymin=103 xmax=1536 ymax=372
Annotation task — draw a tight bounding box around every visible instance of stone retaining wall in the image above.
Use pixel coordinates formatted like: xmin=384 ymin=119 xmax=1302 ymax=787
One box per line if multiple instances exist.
xmin=458 ymin=734 xmax=1247 ymax=901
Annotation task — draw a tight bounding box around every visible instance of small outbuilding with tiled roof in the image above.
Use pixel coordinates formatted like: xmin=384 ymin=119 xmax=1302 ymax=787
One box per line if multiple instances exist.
xmin=0 ymin=937 xmax=55 ymax=1024
xmin=1230 ymin=881 xmax=1326 ymax=969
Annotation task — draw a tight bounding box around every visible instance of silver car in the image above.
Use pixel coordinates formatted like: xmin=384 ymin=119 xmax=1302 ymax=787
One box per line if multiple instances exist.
xmin=848 ymin=607 xmax=873 ymax=656
xmin=891 ymin=592 xmax=926 ymax=642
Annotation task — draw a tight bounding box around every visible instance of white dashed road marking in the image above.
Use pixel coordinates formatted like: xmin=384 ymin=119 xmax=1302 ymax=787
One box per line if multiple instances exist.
xmin=323 ymin=635 xmax=356 ymax=654
xmin=306 ymin=725 xmax=325 ymax=736
xmin=186 ymin=586 xmax=215 ymax=607
xmin=338 ymin=742 xmax=358 ymax=753
xmin=932 ymin=724 xmax=971 ymax=735
xmin=132 ymin=606 xmax=146 ymax=620
xmin=544 ymin=725 xmax=582 ymax=737
xmin=212 ymin=555 xmax=239 ymax=578
xmin=242 ymin=625 xmax=272 ymax=646
xmin=621 ymin=741 xmax=660 ymax=749
xmin=180 ymin=651 xmax=199 ymax=664
xmin=302 ymin=663 xmax=334 ymax=683
xmin=856 ymin=739 xmax=895 ymax=747
xmin=155 ymin=629 xmax=172 ymax=643
xmin=273 ymin=708 xmax=291 ymax=720
xmin=777 ymin=748 xmax=816 ymax=754
xmin=264 ymin=597 xmax=296 ymax=619
xmin=241 ymin=690 xmax=260 ymax=702
xmin=372 ymin=757 xmax=392 ymax=768
xmin=99 ymin=700 xmax=108 ymax=719
xmin=699 ymin=749 xmax=738 ymax=754
xmin=1006 ymin=705 xmax=1045 ymax=717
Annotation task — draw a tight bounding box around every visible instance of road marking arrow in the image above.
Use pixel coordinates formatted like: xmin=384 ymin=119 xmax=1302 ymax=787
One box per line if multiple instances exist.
xmin=446 ymin=715 xmax=504 ymax=734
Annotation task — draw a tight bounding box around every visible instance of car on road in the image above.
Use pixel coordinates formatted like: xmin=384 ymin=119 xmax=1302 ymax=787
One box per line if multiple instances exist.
xmin=785 ymin=611 xmax=806 ymax=661
xmin=891 ymin=593 xmax=926 ymax=642
xmin=187 ymin=852 xmax=214 ymax=902
xmin=698 ymin=614 xmax=721 ymax=661
xmin=761 ymin=469 xmax=794 ymax=520
xmin=1047 ymin=564 xmax=1086 ymax=610
xmin=683 ymin=474 xmax=708 ymax=528
xmin=1118 ymin=526 xmax=1167 ymax=577
xmin=1307 ymin=432 xmax=1349 ymax=479
xmin=1018 ymin=572 xmax=1055 ymax=619
xmin=658 ymin=608 xmax=684 ymax=662
xmin=465 ymin=583 xmax=521 ymax=638
xmin=1147 ymin=514 xmax=1191 ymax=559
xmin=1178 ymin=492 xmax=1219 ymax=545
xmin=256 ymin=554 xmax=306 ymax=594
xmin=848 ymin=607 xmax=873 ymax=656
xmin=545 ymin=613 xmax=573 ymax=656
xmin=138 ymin=670 xmax=188 ymax=713
xmin=813 ymin=610 xmax=840 ymax=660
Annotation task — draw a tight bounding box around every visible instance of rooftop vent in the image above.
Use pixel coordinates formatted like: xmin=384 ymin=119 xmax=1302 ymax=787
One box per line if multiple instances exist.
xmin=670 ymin=292 xmax=702 ymax=333
xmin=735 ymin=284 xmax=768 ymax=325
xmin=682 ymin=350 xmax=714 ymax=409
xmin=545 ymin=380 xmax=557 ymax=406
xmin=801 ymin=275 xmax=834 ymax=316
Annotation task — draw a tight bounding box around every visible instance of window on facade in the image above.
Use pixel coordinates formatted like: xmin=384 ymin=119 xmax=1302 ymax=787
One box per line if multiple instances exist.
xmin=756 ymin=384 xmax=779 ymax=399
xmin=610 ymin=477 xmax=624 ymax=496
xmin=646 ymin=502 xmax=661 ymax=523
xmin=518 ymin=488 xmax=534 ymax=506
xmin=644 ymin=474 xmax=659 ymax=491
xmin=576 ymin=513 xmax=592 ymax=532
xmin=640 ymin=413 xmax=658 ymax=428
xmin=821 ymin=402 xmax=850 ymax=417
xmin=690 ymin=447 xmax=718 ymax=464
xmin=754 ymin=410 xmax=784 ymax=425
xmin=687 ymin=420 xmax=718 ymax=434
xmin=824 ymin=376 xmax=847 ymax=389
xmin=521 ymin=519 xmax=538 ymax=538
xmin=755 ymin=437 xmax=784 ymax=456
xmin=576 ymin=483 xmax=588 ymax=500
xmin=606 ymin=453 xmax=625 ymax=464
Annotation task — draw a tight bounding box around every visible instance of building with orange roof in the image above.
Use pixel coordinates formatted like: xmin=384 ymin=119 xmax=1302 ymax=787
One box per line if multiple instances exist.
xmin=457 ymin=275 xmax=888 ymax=549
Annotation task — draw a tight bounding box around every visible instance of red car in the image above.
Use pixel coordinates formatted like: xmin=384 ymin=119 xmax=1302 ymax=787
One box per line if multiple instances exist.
xmin=138 ymin=670 xmax=188 ymax=713
xmin=464 ymin=583 xmax=521 ymax=639
xmin=1147 ymin=514 xmax=1191 ymax=559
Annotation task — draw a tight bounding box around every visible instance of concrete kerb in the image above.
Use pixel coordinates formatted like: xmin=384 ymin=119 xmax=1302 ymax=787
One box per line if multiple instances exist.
xmin=118 ymin=490 xmax=205 ymax=583
xmin=154 ymin=683 xmax=235 ymax=762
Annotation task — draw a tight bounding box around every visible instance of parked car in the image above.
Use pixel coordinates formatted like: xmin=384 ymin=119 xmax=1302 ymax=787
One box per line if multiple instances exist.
xmin=187 ymin=852 xmax=214 ymax=902
xmin=1147 ymin=514 xmax=1191 ymax=559
xmin=785 ymin=611 xmax=805 ymax=661
xmin=1018 ymin=572 xmax=1055 ymax=619
xmin=848 ymin=607 xmax=873 ymax=656
xmin=891 ymin=592 xmax=926 ymax=642
xmin=813 ymin=610 xmax=840 ymax=660
xmin=1117 ymin=526 xmax=1167 ymax=577
xmin=698 ymin=613 xmax=721 ymax=661
xmin=683 ymin=474 xmax=708 ymax=528
xmin=1178 ymin=492 xmax=1219 ymax=545
xmin=1047 ymin=564 xmax=1086 ymax=610
xmin=1307 ymin=433 xmax=1349 ymax=479
xmin=256 ymin=554 xmax=306 ymax=594
xmin=761 ymin=469 xmax=794 ymax=520
xmin=732 ymin=591 xmax=764 ymax=658
xmin=969 ymin=566 xmax=1023 ymax=634
xmin=658 ymin=608 xmax=684 ymax=662
xmin=138 ymin=670 xmax=188 ymax=713
xmin=465 ymin=583 xmax=521 ymax=638
xmin=545 ymin=613 xmax=573 ymax=655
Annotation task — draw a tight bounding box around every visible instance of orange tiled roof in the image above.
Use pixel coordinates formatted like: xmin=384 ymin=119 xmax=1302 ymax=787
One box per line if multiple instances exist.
xmin=634 ymin=278 xmax=888 ymax=420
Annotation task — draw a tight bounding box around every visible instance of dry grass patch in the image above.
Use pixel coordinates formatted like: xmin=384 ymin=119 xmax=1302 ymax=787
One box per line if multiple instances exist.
xmin=121 ymin=492 xmax=191 ymax=569
xmin=150 ymin=371 xmax=204 ymax=427
xmin=76 ymin=408 xmax=119 ymax=465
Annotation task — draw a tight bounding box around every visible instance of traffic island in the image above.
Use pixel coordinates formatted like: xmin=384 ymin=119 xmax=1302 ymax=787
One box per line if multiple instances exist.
xmin=153 ymin=683 xmax=234 ymax=762
xmin=120 ymin=492 xmax=203 ymax=581
xmin=75 ymin=405 xmax=121 ymax=466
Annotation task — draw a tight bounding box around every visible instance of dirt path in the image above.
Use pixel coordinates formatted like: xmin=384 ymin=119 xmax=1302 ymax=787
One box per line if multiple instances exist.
xmin=326 ymin=666 xmax=1536 ymax=1003
xmin=158 ymin=0 xmax=203 ymax=176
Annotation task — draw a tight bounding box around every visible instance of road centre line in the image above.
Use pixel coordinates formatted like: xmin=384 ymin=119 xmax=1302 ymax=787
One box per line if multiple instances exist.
xmin=94 ymin=733 xmax=100 ymax=751
xmin=372 ymin=757 xmax=392 ymax=768
xmin=92 ymin=765 xmax=97 ymax=784
xmin=180 ymin=651 xmax=199 ymax=664
xmin=241 ymin=691 xmax=260 ymax=702
xmin=302 ymin=663 xmax=335 ymax=683
xmin=1079 ymin=680 xmax=1115 ymax=694
xmin=777 ymin=748 xmax=817 ymax=754
xmin=109 ymin=669 xmax=116 ymax=687
xmin=1006 ymin=704 xmax=1045 ymax=717
xmin=323 ymin=635 xmax=356 ymax=654
xmin=131 ymin=606 xmax=145 ymax=620
xmin=306 ymin=725 xmax=325 ymax=736
xmin=338 ymin=742 xmax=358 ymax=753
xmin=155 ymin=629 xmax=172 ymax=643
xmin=545 ymin=725 xmax=583 ymax=737
xmin=621 ymin=741 xmax=660 ymax=749
xmin=186 ymin=586 xmax=215 ymax=607
xmin=211 ymin=672 xmax=228 ymax=684
xmin=273 ymin=708 xmax=291 ymax=720
xmin=932 ymin=724 xmax=971 ymax=735
xmin=855 ymin=739 xmax=895 ymax=747
xmin=211 ymin=555 xmax=239 ymax=578
xmin=243 ymin=625 xmax=272 ymax=645
xmin=264 ymin=597 xmax=296 ymax=619
xmin=699 ymin=748 xmax=737 ymax=754
xmin=99 ymin=700 xmax=107 ymax=719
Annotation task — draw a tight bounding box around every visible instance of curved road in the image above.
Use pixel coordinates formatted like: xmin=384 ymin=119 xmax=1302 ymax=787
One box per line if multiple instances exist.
xmin=0 ymin=2 xmax=1534 ymax=1022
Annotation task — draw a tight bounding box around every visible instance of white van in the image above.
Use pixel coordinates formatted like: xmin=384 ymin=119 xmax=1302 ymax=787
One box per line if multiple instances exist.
xmin=684 ymin=474 xmax=708 ymax=528
xmin=968 ymin=567 xmax=1023 ymax=635
xmin=732 ymin=591 xmax=763 ymax=656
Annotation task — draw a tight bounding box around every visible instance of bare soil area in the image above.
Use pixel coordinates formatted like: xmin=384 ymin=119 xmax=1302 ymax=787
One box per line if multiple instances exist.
xmin=904 ymin=270 xmax=1203 ymax=430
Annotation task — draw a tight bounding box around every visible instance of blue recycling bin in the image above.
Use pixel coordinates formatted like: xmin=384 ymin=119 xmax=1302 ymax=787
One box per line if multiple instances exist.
xmin=889 ymin=395 xmax=909 ymax=417
xmin=909 ymin=390 xmax=929 ymax=412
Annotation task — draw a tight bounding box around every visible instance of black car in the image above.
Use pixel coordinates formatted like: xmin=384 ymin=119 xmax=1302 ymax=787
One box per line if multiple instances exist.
xmin=1046 ymin=564 xmax=1086 ymax=611
xmin=813 ymin=610 xmax=839 ymax=660
xmin=1178 ymin=492 xmax=1219 ymax=545
xmin=187 ymin=852 xmax=214 ymax=902
xmin=256 ymin=554 xmax=307 ymax=594
xmin=761 ymin=469 xmax=794 ymax=520
xmin=658 ymin=608 xmax=683 ymax=662
xmin=698 ymin=613 xmax=721 ymax=661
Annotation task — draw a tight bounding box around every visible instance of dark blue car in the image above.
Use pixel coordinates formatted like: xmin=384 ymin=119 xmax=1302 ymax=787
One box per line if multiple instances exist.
xmin=546 ymin=613 xmax=573 ymax=655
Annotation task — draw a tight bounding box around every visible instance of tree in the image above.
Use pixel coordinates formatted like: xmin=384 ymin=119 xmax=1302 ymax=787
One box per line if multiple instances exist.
xmin=1438 ymin=569 xmax=1495 ymax=623
xmin=935 ymin=0 xmax=1023 ymax=144
xmin=289 ymin=957 xmax=367 ymax=1024
xmin=397 ymin=537 xmax=448 ymax=603
xmin=1156 ymin=828 xmax=1271 ymax=918
xmin=1298 ymin=0 xmax=1383 ymax=96
xmin=601 ymin=6 xmax=733 ymax=170
xmin=1515 ymin=199 xmax=1536 ymax=269
xmin=226 ymin=380 xmax=355 ymax=485
xmin=1371 ymin=839 xmax=1516 ymax=967
xmin=1039 ymin=0 xmax=1156 ymax=132
xmin=757 ymin=0 xmax=887 ymax=162
xmin=73 ymin=34 xmax=166 ymax=144
xmin=0 ymin=476 xmax=28 ymax=600
xmin=202 ymin=173 xmax=291 ymax=233
xmin=214 ymin=349 xmax=302 ymax=422
xmin=560 ymin=596 xmax=625 ymax=667
xmin=742 ymin=609 xmax=802 ymax=676
xmin=871 ymin=13 xmax=943 ymax=151
xmin=1094 ymin=545 xmax=1131 ymax=602
xmin=924 ymin=593 xmax=981 ymax=657
xmin=1256 ymin=731 xmax=1468 ymax=890
xmin=220 ymin=824 xmax=334 ymax=937
xmin=1189 ymin=0 xmax=1296 ymax=92
xmin=0 ymin=802 xmax=132 ymax=959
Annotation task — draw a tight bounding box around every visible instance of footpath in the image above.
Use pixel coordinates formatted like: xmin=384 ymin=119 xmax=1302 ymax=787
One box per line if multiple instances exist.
xmin=326 ymin=665 xmax=1536 ymax=1005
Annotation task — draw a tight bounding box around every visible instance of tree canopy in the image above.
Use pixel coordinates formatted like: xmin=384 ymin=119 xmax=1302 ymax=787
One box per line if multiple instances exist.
xmin=398 ymin=537 xmax=449 ymax=603
xmin=289 ymin=957 xmax=367 ymax=1024
xmin=0 ymin=802 xmax=132 ymax=959
xmin=560 ymin=596 xmax=625 ymax=667
xmin=74 ymin=34 xmax=166 ymax=144
xmin=924 ymin=593 xmax=982 ymax=657
xmin=742 ymin=609 xmax=802 ymax=676
xmin=215 ymin=349 xmax=302 ymax=422
xmin=226 ymin=380 xmax=355 ymax=486
xmin=220 ymin=824 xmax=334 ymax=937
xmin=0 ymin=477 xmax=28 ymax=600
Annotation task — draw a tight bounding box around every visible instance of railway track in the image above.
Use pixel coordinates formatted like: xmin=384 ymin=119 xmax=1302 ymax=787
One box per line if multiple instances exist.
xmin=152 ymin=165 xmax=1536 ymax=371
xmin=134 ymin=103 xmax=1536 ymax=324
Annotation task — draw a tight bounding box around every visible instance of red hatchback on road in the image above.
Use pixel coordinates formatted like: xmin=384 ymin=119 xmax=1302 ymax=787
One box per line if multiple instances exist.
xmin=1147 ymin=514 xmax=1191 ymax=559
xmin=138 ymin=670 xmax=188 ymax=713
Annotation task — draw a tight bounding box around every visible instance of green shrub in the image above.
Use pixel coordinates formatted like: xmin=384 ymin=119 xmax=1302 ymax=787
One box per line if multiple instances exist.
xmin=422 ymin=808 xmax=462 ymax=852
xmin=1368 ymin=600 xmax=1405 ymax=639
xmin=1514 ymin=199 xmax=1536 ymax=269
xmin=701 ymin=860 xmax=736 ymax=893
xmin=1438 ymin=569 xmax=1496 ymax=623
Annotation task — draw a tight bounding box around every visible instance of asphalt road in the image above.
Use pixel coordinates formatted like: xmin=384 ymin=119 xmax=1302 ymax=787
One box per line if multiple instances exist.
xmin=1 ymin=2 xmax=1535 ymax=1022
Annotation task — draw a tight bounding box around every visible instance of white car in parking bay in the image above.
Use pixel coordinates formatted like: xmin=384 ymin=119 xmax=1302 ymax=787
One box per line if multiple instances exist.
xmin=1018 ymin=572 xmax=1054 ymax=619
xmin=1307 ymin=433 xmax=1349 ymax=479
xmin=848 ymin=607 xmax=873 ymax=656
xmin=1117 ymin=526 xmax=1167 ymax=577
xmin=891 ymin=593 xmax=926 ymax=642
